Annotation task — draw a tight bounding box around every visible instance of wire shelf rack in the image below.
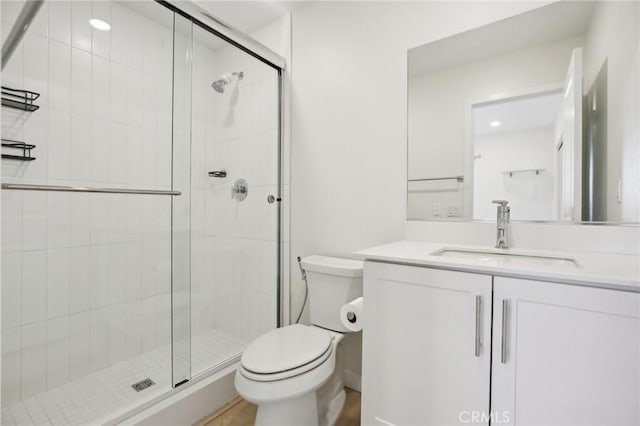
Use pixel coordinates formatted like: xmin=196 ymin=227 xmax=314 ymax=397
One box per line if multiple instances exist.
xmin=1 ymin=139 xmax=36 ymax=161
xmin=1 ymin=86 xmax=40 ymax=112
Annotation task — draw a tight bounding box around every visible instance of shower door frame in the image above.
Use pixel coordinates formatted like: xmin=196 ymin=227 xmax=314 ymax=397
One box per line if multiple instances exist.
xmin=157 ymin=0 xmax=286 ymax=387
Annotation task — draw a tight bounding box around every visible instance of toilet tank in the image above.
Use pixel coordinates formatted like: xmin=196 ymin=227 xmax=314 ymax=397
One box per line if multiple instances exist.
xmin=300 ymin=256 xmax=363 ymax=332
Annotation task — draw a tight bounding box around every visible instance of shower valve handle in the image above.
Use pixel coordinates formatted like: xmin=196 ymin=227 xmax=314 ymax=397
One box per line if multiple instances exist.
xmin=208 ymin=170 xmax=227 ymax=178
xmin=231 ymin=178 xmax=248 ymax=201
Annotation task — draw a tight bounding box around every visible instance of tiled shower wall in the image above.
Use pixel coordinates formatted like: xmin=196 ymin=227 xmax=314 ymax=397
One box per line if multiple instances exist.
xmin=189 ymin=28 xmax=279 ymax=363
xmin=1 ymin=1 xmax=175 ymax=404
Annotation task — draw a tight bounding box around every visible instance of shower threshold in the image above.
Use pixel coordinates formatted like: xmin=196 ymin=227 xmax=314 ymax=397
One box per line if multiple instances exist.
xmin=2 ymin=329 xmax=247 ymax=426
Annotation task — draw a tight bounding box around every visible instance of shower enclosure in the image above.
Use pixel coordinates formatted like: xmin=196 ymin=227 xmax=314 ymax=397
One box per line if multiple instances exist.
xmin=1 ymin=1 xmax=282 ymax=424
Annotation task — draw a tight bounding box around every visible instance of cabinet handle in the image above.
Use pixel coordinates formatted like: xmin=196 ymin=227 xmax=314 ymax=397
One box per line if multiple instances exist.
xmin=501 ymin=299 xmax=509 ymax=364
xmin=475 ymin=295 xmax=481 ymax=357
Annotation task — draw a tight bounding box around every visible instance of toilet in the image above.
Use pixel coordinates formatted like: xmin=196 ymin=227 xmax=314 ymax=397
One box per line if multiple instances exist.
xmin=234 ymin=255 xmax=363 ymax=426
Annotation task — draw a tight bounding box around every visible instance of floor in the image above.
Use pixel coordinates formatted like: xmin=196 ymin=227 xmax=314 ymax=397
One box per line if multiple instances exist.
xmin=196 ymin=388 xmax=362 ymax=426
xmin=2 ymin=329 xmax=246 ymax=426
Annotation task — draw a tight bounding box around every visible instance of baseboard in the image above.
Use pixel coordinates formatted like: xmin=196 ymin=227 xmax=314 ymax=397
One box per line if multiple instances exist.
xmin=120 ymin=363 xmax=239 ymax=426
xmin=344 ymin=369 xmax=361 ymax=392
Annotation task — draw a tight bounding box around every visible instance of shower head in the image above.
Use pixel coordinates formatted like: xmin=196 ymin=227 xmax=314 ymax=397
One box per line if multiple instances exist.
xmin=211 ymin=71 xmax=244 ymax=93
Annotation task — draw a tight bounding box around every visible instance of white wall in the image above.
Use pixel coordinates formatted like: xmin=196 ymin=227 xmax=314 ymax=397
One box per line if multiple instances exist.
xmin=473 ymin=127 xmax=555 ymax=221
xmin=290 ymin=0 xmax=552 ymax=379
xmin=407 ymin=35 xmax=581 ymax=220
xmin=582 ymin=1 xmax=640 ymax=223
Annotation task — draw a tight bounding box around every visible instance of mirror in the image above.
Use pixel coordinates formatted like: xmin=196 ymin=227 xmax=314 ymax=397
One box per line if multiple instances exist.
xmin=407 ymin=1 xmax=639 ymax=223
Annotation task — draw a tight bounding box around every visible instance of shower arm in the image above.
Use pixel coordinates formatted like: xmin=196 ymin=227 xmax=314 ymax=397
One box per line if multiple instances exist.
xmin=2 ymin=0 xmax=44 ymax=70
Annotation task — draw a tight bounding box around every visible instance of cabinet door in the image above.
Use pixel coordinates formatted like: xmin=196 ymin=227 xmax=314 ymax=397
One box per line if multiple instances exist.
xmin=492 ymin=277 xmax=640 ymax=426
xmin=362 ymin=262 xmax=492 ymax=426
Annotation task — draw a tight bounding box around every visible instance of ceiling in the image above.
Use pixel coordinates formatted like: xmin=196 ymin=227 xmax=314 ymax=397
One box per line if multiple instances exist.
xmin=408 ymin=1 xmax=595 ymax=77
xmin=473 ymin=91 xmax=564 ymax=136
xmin=196 ymin=0 xmax=308 ymax=33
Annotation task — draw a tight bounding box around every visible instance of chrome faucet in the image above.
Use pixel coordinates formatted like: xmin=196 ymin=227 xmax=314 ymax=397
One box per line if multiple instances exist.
xmin=492 ymin=200 xmax=510 ymax=249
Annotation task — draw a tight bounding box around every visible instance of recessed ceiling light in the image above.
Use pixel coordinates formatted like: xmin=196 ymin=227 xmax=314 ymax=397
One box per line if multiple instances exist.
xmin=490 ymin=120 xmax=501 ymax=127
xmin=89 ymin=18 xmax=111 ymax=31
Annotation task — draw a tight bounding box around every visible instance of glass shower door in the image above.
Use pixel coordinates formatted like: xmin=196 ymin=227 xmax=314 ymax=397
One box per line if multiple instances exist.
xmin=187 ymin=21 xmax=281 ymax=377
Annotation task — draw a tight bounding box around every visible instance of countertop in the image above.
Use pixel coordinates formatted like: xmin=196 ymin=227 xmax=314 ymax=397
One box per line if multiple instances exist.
xmin=355 ymin=241 xmax=640 ymax=292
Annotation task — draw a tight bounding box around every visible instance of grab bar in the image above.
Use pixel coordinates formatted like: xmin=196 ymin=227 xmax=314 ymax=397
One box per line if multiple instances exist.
xmin=1 ymin=183 xmax=181 ymax=196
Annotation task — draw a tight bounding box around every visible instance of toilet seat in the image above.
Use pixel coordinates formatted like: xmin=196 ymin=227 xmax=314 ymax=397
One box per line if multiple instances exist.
xmin=240 ymin=325 xmax=334 ymax=382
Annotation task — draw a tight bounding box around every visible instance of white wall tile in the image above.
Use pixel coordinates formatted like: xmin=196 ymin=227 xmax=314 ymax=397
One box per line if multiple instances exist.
xmin=90 ymin=245 xmax=109 ymax=309
xmin=91 ymin=1 xmax=111 ymax=58
xmin=21 ymin=250 xmax=47 ymax=325
xmin=1 ymin=190 xmax=22 ymax=252
xmin=2 ymin=252 xmax=22 ymax=329
xmin=155 ymin=293 xmax=171 ymax=348
xmin=21 ymin=321 xmax=47 ymax=398
xmin=28 ymin=0 xmax=48 ymax=34
xmin=109 ymin=3 xmax=128 ymax=64
xmin=68 ymin=193 xmax=91 ymax=247
xmin=108 ymin=122 xmax=127 ymax=183
xmin=47 ymin=248 xmax=70 ymax=319
xmin=126 ymin=69 xmax=143 ymax=127
xmin=141 ymin=297 xmax=157 ymax=352
xmin=71 ymin=48 xmax=92 ymax=116
xmin=23 ymin=34 xmax=49 ymax=109
xmin=108 ymin=303 xmax=126 ymax=364
xmin=91 ymin=55 xmax=110 ymax=121
xmin=69 ymin=247 xmax=91 ymax=314
xmin=71 ymin=1 xmax=92 ymax=52
xmin=109 ymin=61 xmax=126 ymax=125
xmin=48 ymin=109 xmax=70 ymax=180
xmin=2 ymin=327 xmax=22 ymax=405
xmin=48 ymin=1 xmax=71 ymax=45
xmin=124 ymin=243 xmax=141 ymax=301
xmin=125 ymin=299 xmax=142 ymax=358
xmin=156 ymin=240 xmax=171 ymax=296
xmin=90 ymin=118 xmax=109 ymax=182
xmin=107 ymin=244 xmax=125 ymax=305
xmin=126 ymin=125 xmax=143 ymax=185
xmin=250 ymin=130 xmax=278 ymax=186
xmin=250 ymin=78 xmax=279 ymax=134
xmin=46 ymin=317 xmax=70 ymax=390
xmin=126 ymin=11 xmax=144 ymax=71
xmin=90 ymin=308 xmax=109 ymax=372
xmin=22 ymin=191 xmax=47 ymax=251
xmin=48 ymin=40 xmax=71 ymax=111
xmin=68 ymin=311 xmax=91 ymax=380
xmin=69 ymin=114 xmax=92 ymax=182
xmin=47 ymin=192 xmax=69 ymax=249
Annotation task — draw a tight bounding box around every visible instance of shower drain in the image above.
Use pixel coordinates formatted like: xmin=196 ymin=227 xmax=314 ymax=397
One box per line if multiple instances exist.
xmin=131 ymin=378 xmax=155 ymax=392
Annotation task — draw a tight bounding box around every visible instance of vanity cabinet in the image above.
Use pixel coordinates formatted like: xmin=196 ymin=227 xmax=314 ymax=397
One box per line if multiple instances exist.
xmin=492 ymin=277 xmax=640 ymax=426
xmin=362 ymin=261 xmax=493 ymax=426
xmin=362 ymin=262 xmax=640 ymax=426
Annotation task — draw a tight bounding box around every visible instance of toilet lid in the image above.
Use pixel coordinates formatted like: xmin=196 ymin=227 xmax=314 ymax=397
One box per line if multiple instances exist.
xmin=241 ymin=325 xmax=333 ymax=374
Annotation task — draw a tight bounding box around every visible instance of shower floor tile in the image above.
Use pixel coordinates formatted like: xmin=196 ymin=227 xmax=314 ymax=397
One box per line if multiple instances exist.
xmin=2 ymin=329 xmax=247 ymax=426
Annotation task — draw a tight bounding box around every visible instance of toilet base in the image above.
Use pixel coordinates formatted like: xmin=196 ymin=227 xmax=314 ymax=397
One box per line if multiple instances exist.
xmin=255 ymin=392 xmax=319 ymax=426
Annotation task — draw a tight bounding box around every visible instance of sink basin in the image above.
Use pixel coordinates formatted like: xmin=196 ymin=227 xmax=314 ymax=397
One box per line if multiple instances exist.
xmin=431 ymin=248 xmax=581 ymax=269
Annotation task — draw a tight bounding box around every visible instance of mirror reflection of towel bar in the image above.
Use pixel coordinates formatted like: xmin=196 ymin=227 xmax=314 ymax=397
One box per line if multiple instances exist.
xmin=408 ymin=175 xmax=464 ymax=183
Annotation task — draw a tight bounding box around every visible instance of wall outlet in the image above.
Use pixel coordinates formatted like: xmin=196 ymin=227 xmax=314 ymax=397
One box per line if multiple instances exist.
xmin=432 ymin=203 xmax=441 ymax=216
xmin=447 ymin=203 xmax=462 ymax=217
